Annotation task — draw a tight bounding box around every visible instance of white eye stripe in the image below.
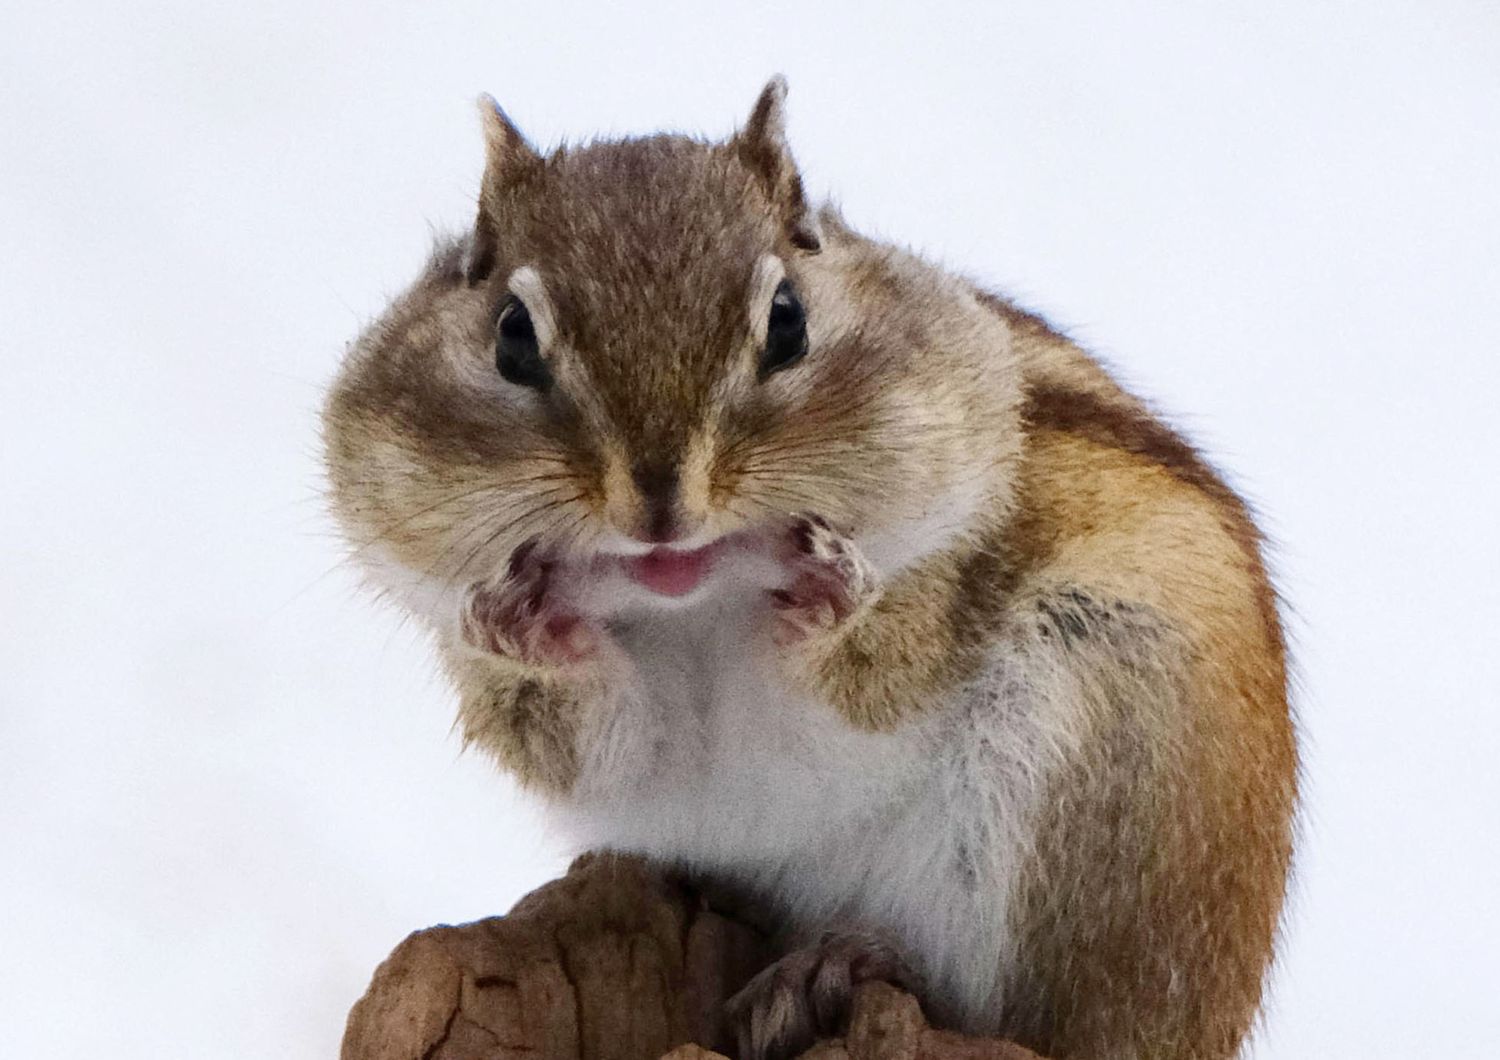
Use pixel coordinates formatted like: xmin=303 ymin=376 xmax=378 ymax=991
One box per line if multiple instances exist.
xmin=503 ymin=265 xmax=560 ymax=351
xmin=747 ymin=254 xmax=787 ymax=344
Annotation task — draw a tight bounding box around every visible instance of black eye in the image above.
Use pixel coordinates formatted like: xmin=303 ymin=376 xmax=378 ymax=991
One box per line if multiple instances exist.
xmin=759 ymin=279 xmax=808 ymax=379
xmin=495 ymin=296 xmax=550 ymax=391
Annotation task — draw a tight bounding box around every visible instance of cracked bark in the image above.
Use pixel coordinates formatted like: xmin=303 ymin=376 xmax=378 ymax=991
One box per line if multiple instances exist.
xmin=341 ymin=854 xmax=1046 ymax=1060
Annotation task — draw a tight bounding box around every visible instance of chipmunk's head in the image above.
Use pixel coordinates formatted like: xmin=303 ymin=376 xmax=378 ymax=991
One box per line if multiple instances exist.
xmin=323 ymin=77 xmax=1021 ymax=624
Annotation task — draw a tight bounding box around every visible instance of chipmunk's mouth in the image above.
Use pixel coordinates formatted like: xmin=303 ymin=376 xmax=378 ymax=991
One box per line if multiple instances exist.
xmin=624 ymin=541 xmax=728 ymax=597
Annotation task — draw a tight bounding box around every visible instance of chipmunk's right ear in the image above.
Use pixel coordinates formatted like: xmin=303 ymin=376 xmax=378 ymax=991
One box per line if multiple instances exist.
xmin=733 ymin=76 xmax=821 ymax=253
xmin=467 ymin=94 xmax=542 ymax=284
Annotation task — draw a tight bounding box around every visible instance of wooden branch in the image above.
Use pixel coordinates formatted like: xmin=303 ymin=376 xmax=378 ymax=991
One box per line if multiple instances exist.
xmin=341 ymin=854 xmax=1044 ymax=1060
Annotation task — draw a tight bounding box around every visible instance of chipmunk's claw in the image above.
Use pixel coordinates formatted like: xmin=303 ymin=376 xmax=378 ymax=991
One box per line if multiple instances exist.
xmin=726 ymin=932 xmax=917 ymax=1060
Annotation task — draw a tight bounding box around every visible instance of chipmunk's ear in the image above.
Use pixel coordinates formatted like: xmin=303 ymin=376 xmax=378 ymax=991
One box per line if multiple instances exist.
xmin=733 ymin=76 xmax=821 ymax=253
xmin=467 ymin=94 xmax=543 ymax=284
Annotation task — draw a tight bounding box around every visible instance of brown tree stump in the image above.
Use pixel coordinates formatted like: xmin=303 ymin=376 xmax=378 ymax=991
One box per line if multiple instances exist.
xmin=341 ymin=854 xmax=1045 ymax=1060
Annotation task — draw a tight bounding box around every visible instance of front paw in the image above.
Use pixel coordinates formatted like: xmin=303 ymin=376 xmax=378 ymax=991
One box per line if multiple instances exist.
xmin=460 ymin=540 xmax=600 ymax=668
xmin=768 ymin=515 xmax=880 ymax=648
xmin=726 ymin=932 xmax=918 ymax=1060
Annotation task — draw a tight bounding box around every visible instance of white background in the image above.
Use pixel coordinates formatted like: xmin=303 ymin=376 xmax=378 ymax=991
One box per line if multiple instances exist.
xmin=3 ymin=3 xmax=1497 ymax=1057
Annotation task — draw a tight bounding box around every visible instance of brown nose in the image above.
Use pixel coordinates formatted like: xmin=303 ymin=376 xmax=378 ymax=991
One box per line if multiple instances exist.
xmin=630 ymin=461 xmax=680 ymax=544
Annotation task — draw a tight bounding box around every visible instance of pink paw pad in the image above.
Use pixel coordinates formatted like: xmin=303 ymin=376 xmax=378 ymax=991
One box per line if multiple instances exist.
xmin=461 ymin=541 xmax=597 ymax=665
xmin=769 ymin=514 xmax=878 ymax=646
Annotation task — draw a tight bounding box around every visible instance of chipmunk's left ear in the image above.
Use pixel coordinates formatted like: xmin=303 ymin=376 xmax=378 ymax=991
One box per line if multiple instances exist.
xmin=733 ymin=76 xmax=821 ymax=253
xmin=467 ymin=94 xmax=543 ymax=284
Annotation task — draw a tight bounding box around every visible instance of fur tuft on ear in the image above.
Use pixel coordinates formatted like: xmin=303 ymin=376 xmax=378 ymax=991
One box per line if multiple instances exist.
xmin=467 ymin=94 xmax=543 ymax=284
xmin=734 ymin=76 xmax=821 ymax=253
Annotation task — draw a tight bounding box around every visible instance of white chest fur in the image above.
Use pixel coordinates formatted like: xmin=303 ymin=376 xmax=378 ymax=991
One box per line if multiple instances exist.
xmin=544 ymin=573 xmax=1055 ymax=1032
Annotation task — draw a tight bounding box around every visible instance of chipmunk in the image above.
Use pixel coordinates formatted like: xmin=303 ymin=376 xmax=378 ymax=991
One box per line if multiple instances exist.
xmin=322 ymin=78 xmax=1297 ymax=1060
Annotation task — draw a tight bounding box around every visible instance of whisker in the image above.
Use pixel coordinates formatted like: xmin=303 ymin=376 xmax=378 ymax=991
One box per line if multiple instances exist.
xmin=446 ymin=493 xmax=587 ymax=589
xmin=340 ymin=478 xmax=580 ymax=576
